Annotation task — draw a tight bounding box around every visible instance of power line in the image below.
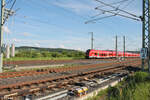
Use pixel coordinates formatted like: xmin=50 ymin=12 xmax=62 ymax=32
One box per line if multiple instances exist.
xmin=85 ymin=14 xmax=116 ymax=24
xmin=4 ymin=0 xmax=13 ymax=6
xmin=120 ymin=0 xmax=135 ymax=9
xmin=96 ymin=0 xmax=129 ymax=8
xmin=113 ymin=0 xmax=136 ymax=16
xmin=91 ymin=9 xmax=118 ymax=18
xmin=14 ymin=14 xmax=83 ymax=36
xmin=86 ymin=0 xmax=141 ymax=24
xmin=95 ymin=0 xmax=140 ymax=19
xmin=23 ymin=0 xmax=90 ymax=25
xmin=42 ymin=0 xmax=89 ymax=20
xmin=91 ymin=0 xmax=135 ymax=19
xmin=95 ymin=8 xmax=141 ymax=21
xmin=9 ymin=0 xmax=16 ymax=10
xmin=3 ymin=0 xmax=17 ymax=24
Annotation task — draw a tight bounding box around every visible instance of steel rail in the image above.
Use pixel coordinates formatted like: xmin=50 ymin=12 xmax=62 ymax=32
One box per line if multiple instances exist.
xmin=0 ymin=60 xmax=141 ymax=99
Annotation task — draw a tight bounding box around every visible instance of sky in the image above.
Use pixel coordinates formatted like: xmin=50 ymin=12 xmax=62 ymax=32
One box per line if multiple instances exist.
xmin=2 ymin=0 xmax=142 ymax=51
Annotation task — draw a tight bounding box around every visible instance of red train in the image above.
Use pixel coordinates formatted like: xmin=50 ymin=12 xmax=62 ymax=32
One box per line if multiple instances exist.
xmin=85 ymin=49 xmax=140 ymax=59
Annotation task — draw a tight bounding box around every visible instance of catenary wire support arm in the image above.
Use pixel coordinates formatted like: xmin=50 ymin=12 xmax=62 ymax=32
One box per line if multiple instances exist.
xmin=85 ymin=0 xmax=142 ymax=24
xmin=85 ymin=14 xmax=116 ymax=24
xmin=3 ymin=0 xmax=16 ymax=24
xmin=95 ymin=8 xmax=141 ymax=21
xmin=95 ymin=0 xmax=140 ymax=18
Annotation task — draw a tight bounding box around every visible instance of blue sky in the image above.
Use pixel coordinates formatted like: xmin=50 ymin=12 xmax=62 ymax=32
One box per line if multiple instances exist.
xmin=3 ymin=0 xmax=142 ymax=51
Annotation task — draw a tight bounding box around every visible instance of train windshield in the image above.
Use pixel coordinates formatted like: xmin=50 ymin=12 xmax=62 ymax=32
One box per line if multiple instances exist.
xmin=85 ymin=49 xmax=91 ymax=58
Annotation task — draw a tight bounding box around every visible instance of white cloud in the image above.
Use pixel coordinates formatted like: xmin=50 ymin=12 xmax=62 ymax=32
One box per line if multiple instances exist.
xmin=9 ymin=35 xmax=141 ymax=52
xmin=59 ymin=44 xmax=65 ymax=48
xmin=3 ymin=26 xmax=11 ymax=34
xmin=22 ymin=32 xmax=32 ymax=36
xmin=34 ymin=43 xmax=40 ymax=47
xmin=53 ymin=0 xmax=95 ymax=15
xmin=22 ymin=32 xmax=37 ymax=37
xmin=77 ymin=48 xmax=81 ymax=50
xmin=12 ymin=38 xmax=21 ymax=43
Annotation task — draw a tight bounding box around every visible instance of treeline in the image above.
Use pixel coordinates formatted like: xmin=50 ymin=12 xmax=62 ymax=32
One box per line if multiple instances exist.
xmin=15 ymin=50 xmax=85 ymax=58
xmin=15 ymin=46 xmax=78 ymax=52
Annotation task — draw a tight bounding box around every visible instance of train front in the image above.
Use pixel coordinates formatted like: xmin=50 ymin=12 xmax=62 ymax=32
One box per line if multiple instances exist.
xmin=85 ymin=49 xmax=91 ymax=59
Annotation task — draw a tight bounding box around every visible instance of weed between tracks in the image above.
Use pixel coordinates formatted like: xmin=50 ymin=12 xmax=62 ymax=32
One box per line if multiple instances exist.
xmin=3 ymin=63 xmax=78 ymax=72
xmin=19 ymin=64 xmax=77 ymax=71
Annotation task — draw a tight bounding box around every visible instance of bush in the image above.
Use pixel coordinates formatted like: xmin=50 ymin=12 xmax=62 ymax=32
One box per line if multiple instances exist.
xmin=16 ymin=51 xmax=33 ymax=57
xmin=41 ymin=52 xmax=51 ymax=57
xmin=134 ymin=72 xmax=149 ymax=82
xmin=51 ymin=52 xmax=62 ymax=58
xmin=15 ymin=50 xmax=85 ymax=58
xmin=32 ymin=52 xmax=41 ymax=58
xmin=107 ymin=86 xmax=120 ymax=100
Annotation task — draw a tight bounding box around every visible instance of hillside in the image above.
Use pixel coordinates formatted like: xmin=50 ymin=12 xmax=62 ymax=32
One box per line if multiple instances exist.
xmin=16 ymin=46 xmax=82 ymax=53
xmin=3 ymin=46 xmax=86 ymax=61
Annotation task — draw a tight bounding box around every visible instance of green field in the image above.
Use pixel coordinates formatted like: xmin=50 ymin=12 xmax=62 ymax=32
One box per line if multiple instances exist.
xmin=4 ymin=57 xmax=84 ymax=61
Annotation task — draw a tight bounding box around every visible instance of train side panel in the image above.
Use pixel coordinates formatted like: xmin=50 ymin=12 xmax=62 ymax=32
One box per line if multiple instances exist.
xmin=86 ymin=49 xmax=140 ymax=59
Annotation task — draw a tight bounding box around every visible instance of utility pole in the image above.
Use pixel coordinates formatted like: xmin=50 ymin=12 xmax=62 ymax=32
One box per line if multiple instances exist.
xmin=89 ymin=32 xmax=94 ymax=49
xmin=142 ymin=0 xmax=150 ymax=72
xmin=0 ymin=0 xmax=5 ymax=73
xmin=0 ymin=0 xmax=15 ymax=73
xmin=123 ymin=36 xmax=125 ymax=59
xmin=115 ymin=35 xmax=118 ymax=58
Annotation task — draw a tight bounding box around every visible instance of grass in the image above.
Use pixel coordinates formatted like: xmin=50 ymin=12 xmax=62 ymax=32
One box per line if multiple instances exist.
xmin=87 ymin=71 xmax=150 ymax=100
xmin=86 ymin=90 xmax=107 ymax=100
xmin=133 ymin=82 xmax=150 ymax=100
xmin=4 ymin=57 xmax=84 ymax=61
xmin=3 ymin=62 xmax=79 ymax=72
xmin=3 ymin=57 xmax=84 ymax=72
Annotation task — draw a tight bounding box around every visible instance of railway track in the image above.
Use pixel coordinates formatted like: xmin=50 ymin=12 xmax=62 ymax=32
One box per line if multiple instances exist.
xmin=0 ymin=58 xmax=139 ymax=79
xmin=3 ymin=59 xmax=115 ymax=67
xmin=3 ymin=58 xmax=138 ymax=67
xmin=0 ymin=58 xmax=141 ymax=100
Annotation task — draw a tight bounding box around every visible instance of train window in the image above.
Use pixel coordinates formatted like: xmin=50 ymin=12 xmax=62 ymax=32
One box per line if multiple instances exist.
xmin=95 ymin=53 xmax=97 ymax=55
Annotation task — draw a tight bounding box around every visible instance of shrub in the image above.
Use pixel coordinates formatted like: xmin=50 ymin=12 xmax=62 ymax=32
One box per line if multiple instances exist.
xmin=51 ymin=52 xmax=62 ymax=58
xmin=41 ymin=52 xmax=51 ymax=57
xmin=134 ymin=72 xmax=149 ymax=82
xmin=107 ymin=86 xmax=120 ymax=100
xmin=32 ymin=52 xmax=41 ymax=58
